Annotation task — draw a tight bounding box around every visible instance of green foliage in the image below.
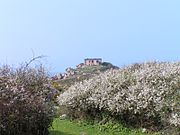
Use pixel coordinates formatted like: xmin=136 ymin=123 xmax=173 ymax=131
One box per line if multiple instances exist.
xmin=52 ymin=81 xmax=63 ymax=92
xmin=57 ymin=63 xmax=118 ymax=91
xmin=49 ymin=119 xmax=159 ymax=135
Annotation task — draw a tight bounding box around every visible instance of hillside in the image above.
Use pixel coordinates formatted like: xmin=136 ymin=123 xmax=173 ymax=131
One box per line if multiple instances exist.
xmin=57 ymin=62 xmax=180 ymax=134
xmin=52 ymin=62 xmax=119 ymax=91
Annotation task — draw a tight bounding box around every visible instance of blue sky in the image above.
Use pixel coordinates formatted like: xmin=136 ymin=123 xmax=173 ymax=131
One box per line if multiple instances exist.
xmin=0 ymin=0 xmax=180 ymax=73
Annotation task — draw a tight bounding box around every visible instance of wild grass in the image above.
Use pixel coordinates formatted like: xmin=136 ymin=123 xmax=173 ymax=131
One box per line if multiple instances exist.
xmin=49 ymin=118 xmax=159 ymax=135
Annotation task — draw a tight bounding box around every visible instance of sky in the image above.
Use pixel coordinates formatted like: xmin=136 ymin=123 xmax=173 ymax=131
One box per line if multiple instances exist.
xmin=0 ymin=0 xmax=180 ymax=73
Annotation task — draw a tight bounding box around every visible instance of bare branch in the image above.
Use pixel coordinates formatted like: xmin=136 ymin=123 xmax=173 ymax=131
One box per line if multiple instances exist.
xmin=25 ymin=55 xmax=46 ymax=68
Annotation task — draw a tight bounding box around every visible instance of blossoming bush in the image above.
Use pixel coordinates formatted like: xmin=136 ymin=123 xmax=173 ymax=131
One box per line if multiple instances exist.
xmin=0 ymin=65 xmax=55 ymax=135
xmin=58 ymin=62 xmax=180 ymax=130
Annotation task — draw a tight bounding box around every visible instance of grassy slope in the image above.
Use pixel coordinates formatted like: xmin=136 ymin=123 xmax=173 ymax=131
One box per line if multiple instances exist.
xmin=56 ymin=65 xmax=118 ymax=91
xmin=49 ymin=119 xmax=159 ymax=135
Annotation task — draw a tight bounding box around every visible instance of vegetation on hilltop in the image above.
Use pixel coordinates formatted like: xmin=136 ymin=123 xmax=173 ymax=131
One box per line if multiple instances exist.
xmin=53 ymin=62 xmax=118 ymax=91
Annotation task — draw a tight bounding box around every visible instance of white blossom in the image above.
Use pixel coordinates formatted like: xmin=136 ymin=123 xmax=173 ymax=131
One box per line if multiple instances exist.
xmin=58 ymin=62 xmax=180 ymax=127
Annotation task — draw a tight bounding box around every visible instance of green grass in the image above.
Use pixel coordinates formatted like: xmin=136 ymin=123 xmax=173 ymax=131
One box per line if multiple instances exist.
xmin=49 ymin=119 xmax=159 ymax=135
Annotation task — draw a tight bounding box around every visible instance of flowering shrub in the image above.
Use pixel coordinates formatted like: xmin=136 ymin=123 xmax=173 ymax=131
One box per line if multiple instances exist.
xmin=58 ymin=62 xmax=180 ymax=129
xmin=0 ymin=65 xmax=55 ymax=135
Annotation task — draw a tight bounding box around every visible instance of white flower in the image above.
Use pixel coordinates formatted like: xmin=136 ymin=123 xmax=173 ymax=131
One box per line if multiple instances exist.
xmin=57 ymin=62 xmax=180 ymax=127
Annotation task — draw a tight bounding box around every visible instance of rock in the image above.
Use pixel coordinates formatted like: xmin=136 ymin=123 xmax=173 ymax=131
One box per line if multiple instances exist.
xmin=60 ymin=114 xmax=67 ymax=119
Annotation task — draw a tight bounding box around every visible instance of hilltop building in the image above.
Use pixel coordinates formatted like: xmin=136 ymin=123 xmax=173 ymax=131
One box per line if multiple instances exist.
xmin=84 ymin=58 xmax=102 ymax=66
xmin=52 ymin=58 xmax=103 ymax=80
